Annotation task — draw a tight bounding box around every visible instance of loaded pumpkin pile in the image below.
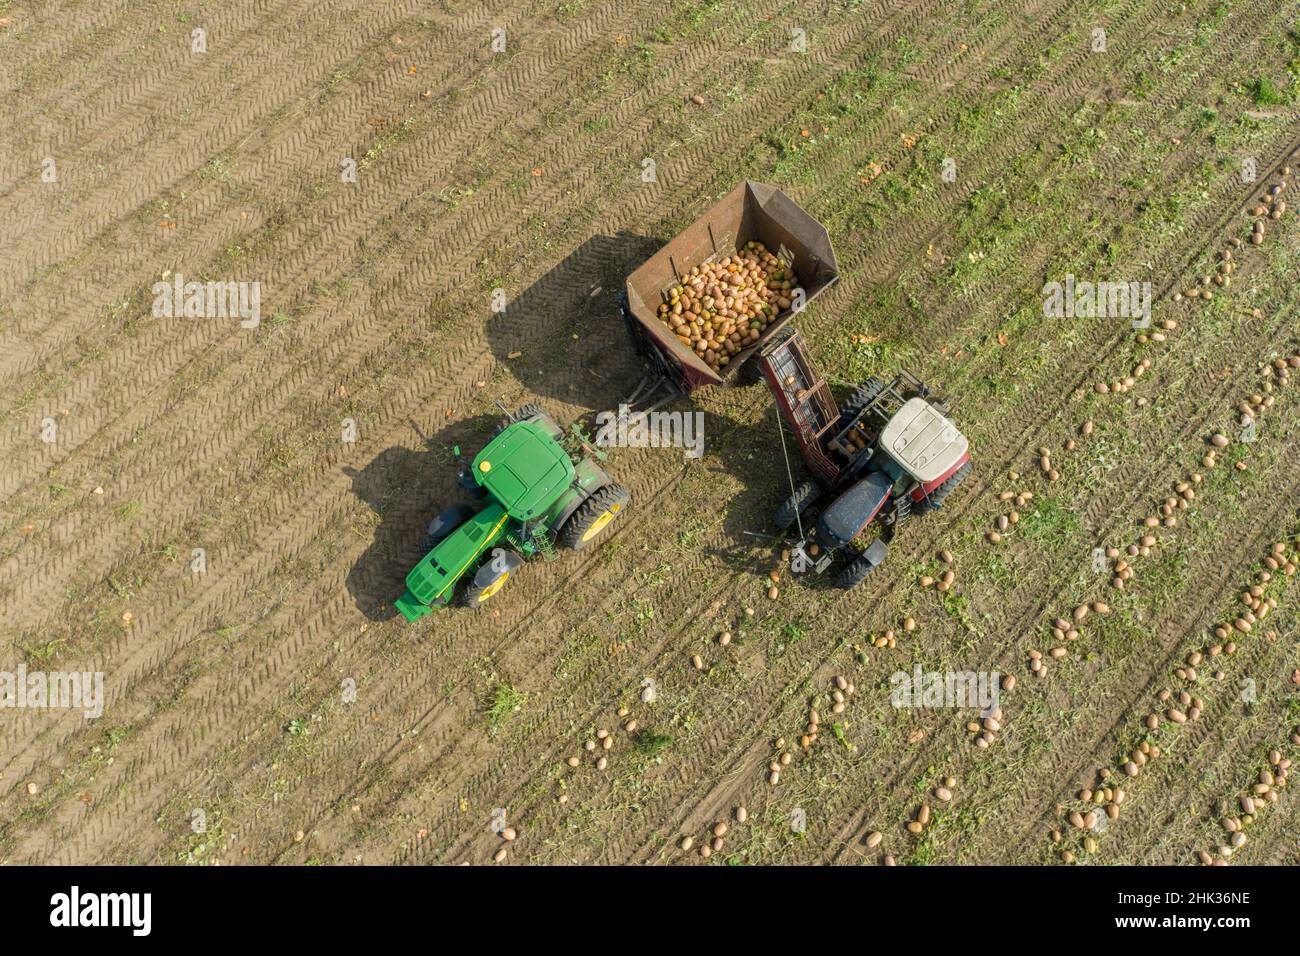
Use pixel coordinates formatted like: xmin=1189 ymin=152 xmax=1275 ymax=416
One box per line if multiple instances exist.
xmin=655 ymin=241 xmax=797 ymax=373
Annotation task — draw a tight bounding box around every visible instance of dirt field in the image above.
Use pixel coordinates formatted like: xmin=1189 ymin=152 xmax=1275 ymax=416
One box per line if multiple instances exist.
xmin=2 ymin=0 xmax=1299 ymax=866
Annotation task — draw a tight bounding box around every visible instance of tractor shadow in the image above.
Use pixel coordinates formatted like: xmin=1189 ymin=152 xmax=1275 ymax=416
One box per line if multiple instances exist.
xmin=485 ymin=230 xmax=663 ymax=413
xmin=343 ymin=413 xmax=500 ymax=621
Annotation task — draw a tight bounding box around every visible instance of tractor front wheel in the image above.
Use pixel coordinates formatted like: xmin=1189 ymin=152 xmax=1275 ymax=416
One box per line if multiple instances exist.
xmin=464 ymin=572 xmax=511 ymax=608
xmin=774 ymin=480 xmax=822 ymax=531
xmin=560 ymin=484 xmax=630 ymax=550
xmin=464 ymin=549 xmax=524 ymax=608
xmin=913 ymin=460 xmax=972 ymax=516
xmin=836 ymin=552 xmax=878 ymax=590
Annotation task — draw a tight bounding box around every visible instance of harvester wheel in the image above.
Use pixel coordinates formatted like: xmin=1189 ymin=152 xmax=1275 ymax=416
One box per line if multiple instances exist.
xmin=913 ymin=460 xmax=972 ymax=516
xmin=838 ymin=377 xmax=886 ymax=425
xmin=836 ymin=552 xmax=878 ymax=590
xmin=559 ymin=484 xmax=630 ymax=550
xmin=773 ymin=480 xmax=822 ymax=531
xmin=738 ymin=355 xmax=765 ymax=386
xmin=882 ymin=495 xmax=911 ymax=541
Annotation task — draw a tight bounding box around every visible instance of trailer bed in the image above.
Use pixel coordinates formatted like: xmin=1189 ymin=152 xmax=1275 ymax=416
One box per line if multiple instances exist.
xmin=621 ymin=181 xmax=838 ymax=394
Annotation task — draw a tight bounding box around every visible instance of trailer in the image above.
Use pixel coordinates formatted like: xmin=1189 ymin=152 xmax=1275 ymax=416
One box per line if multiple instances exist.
xmin=619 ymin=180 xmax=839 ymax=406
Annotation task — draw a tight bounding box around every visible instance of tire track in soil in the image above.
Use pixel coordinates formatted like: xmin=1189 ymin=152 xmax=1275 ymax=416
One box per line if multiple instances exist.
xmin=0 ymin=0 xmax=821 ymax=535
xmin=325 ymin=1 xmax=1300 ymax=868
xmin=6 ymin=422 xmax=751 ymax=862
xmin=1125 ymin=672 xmax=1298 ymax=866
xmin=0 ymin=0 xmax=915 ymax=796
xmin=0 ymin=0 xmax=967 ymax=801
xmin=807 ymin=109 xmax=1300 ymax=857
xmin=823 ymin=257 xmax=1300 ymax=864
xmin=0 ymin=0 xmax=408 ymax=301
xmin=1085 ymin=581 xmax=1299 ymax=864
xmin=0 ymin=0 xmax=1107 ymax=574
xmin=0 ymin=2 xmax=135 ymax=93
xmin=1125 ymin=665 xmax=1298 ymax=865
xmin=200 ymin=0 xmax=1159 ymax=868
xmin=1249 ymin=787 xmax=1300 ymax=866
xmin=7 ymin=0 xmax=1289 ymax=868
xmin=603 ymin=7 xmax=1300 ymax=863
xmin=969 ymin=246 xmax=1300 ymax=862
xmin=0 ymin=0 xmax=1066 ymax=457
xmin=0 ymin=0 xmax=304 ymax=181
xmin=639 ymin=191 xmax=1300 ymax=863
xmin=0 ymin=0 xmax=511 ymax=157
xmin=993 ymin=476 xmax=1300 ymax=864
xmin=0 ymin=0 xmax=748 ymax=616
xmin=0 ymin=0 xmax=608 ymax=382
xmin=0 ymin=0 xmax=941 ymax=842
xmin=0 ymin=0 xmax=588 ymax=370
xmin=188 ymin=145 xmax=1300 ymax=863
xmin=343 ymin=16 xmax=1300 ymax=858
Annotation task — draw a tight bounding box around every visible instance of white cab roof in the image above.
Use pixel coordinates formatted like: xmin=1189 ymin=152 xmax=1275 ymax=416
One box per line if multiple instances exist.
xmin=880 ymin=398 xmax=969 ymax=484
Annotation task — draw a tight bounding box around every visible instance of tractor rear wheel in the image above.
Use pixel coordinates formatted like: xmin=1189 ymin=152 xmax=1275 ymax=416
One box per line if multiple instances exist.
xmin=773 ymin=480 xmax=822 ymax=531
xmin=836 ymin=551 xmax=879 ymax=590
xmin=838 ymin=377 xmax=886 ymax=425
xmin=492 ymin=404 xmax=545 ymax=437
xmin=913 ymin=460 xmax=972 ymax=516
xmin=559 ymin=484 xmax=630 ymax=550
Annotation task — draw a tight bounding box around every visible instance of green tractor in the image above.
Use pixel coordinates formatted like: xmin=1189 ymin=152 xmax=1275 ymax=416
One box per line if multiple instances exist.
xmin=394 ymin=404 xmax=630 ymax=621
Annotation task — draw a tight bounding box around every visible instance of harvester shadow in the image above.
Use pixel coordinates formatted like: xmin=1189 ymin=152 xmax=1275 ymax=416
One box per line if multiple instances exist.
xmin=485 ymin=230 xmax=662 ymax=412
xmin=343 ymin=413 xmax=500 ymax=621
xmin=698 ymin=397 xmax=873 ymax=595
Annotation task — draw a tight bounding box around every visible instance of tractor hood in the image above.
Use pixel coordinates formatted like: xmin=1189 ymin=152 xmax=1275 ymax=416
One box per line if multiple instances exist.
xmin=879 ymin=398 xmax=970 ymax=485
xmin=401 ymin=502 xmax=510 ymax=615
xmin=473 ymin=421 xmax=576 ymax=520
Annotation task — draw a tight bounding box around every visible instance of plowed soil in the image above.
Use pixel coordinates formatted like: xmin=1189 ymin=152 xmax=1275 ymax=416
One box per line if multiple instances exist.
xmin=1 ymin=0 xmax=1298 ymax=865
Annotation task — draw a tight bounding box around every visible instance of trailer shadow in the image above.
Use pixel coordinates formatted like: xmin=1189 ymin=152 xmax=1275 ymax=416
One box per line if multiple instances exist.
xmin=343 ymin=413 xmax=500 ymax=621
xmin=485 ymin=230 xmax=663 ymax=414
